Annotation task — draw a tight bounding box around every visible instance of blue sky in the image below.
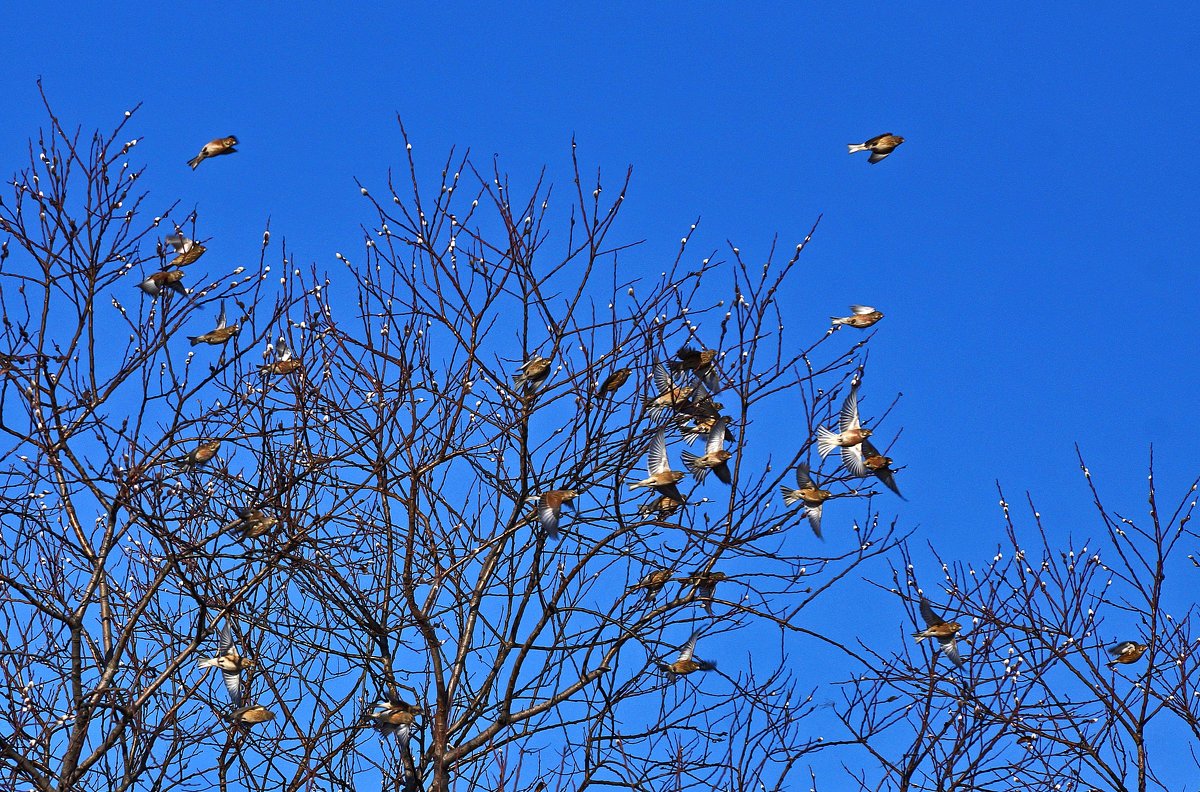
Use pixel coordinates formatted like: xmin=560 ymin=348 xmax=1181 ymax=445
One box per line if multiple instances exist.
xmin=3 ymin=1 xmax=1198 ymax=784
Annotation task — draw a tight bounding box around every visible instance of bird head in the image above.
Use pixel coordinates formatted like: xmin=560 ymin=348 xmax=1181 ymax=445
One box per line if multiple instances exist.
xmin=946 ymin=621 xmax=962 ymax=633
xmin=225 ymin=136 xmax=239 ymax=146
xmin=861 ymin=428 xmax=874 ymax=439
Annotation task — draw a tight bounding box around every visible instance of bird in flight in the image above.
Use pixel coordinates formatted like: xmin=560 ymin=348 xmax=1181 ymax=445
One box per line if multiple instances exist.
xmin=847 ymin=133 xmax=905 ymax=164
xmin=188 ymin=135 xmax=239 ymax=169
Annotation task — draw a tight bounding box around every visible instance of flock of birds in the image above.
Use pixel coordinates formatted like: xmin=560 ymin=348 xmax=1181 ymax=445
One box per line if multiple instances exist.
xmin=167 ymin=132 xmax=1149 ymax=745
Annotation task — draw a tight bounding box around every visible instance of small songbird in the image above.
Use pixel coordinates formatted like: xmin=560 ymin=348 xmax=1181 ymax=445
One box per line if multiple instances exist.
xmin=680 ymin=417 xmax=733 ymax=485
xmin=260 ymin=337 xmax=302 ymax=376
xmin=529 ymin=489 xmax=579 ymax=540
xmin=847 ymin=133 xmax=905 ymax=164
xmin=685 ymin=569 xmax=727 ymax=614
xmin=198 ymin=622 xmax=255 ymax=706
xmin=189 ymin=301 xmax=240 ymax=346
xmin=165 ymin=232 xmax=206 ymax=267
xmin=630 ymin=569 xmax=673 ymax=600
xmin=629 ymin=429 xmax=686 ymax=495
xmin=188 ymin=136 xmax=239 ymax=169
xmin=1107 ymin=641 xmax=1148 ymax=668
xmin=514 ymin=354 xmax=552 ymax=392
xmin=366 ymin=693 xmax=424 ymax=742
xmin=676 ymin=413 xmax=736 ymax=446
xmin=177 ymin=440 xmax=221 ymax=470
xmin=831 ymin=305 xmax=884 ymax=329
xmin=816 ymin=382 xmax=871 ymax=475
xmin=137 ymin=270 xmax=187 ymax=297
xmin=597 ymin=367 xmax=631 ymax=399
xmin=669 ymin=344 xmax=721 ymax=392
xmin=227 ymin=704 xmax=275 ymax=726
xmin=913 ymin=597 xmax=964 ymax=668
xmin=637 ymin=492 xmax=685 ymax=519
xmin=659 ymin=631 xmax=717 ymax=677
xmin=861 ymin=438 xmax=904 ymax=499
xmin=780 ymin=462 xmax=834 ymax=539
xmin=644 ymin=362 xmax=699 ymax=420
xmin=223 ymin=507 xmax=277 ymax=539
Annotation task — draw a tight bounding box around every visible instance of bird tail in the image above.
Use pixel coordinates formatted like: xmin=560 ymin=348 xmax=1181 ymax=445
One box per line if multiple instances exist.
xmin=816 ymin=426 xmax=840 ymax=458
xmin=830 ymin=316 xmax=849 ymax=326
xmin=188 ymin=336 xmax=202 ymax=346
xmin=187 ymin=155 xmax=202 ymax=169
xmin=847 ymin=143 xmax=869 ymax=154
xmin=911 ymin=632 xmax=928 ymax=641
xmin=197 ymin=658 xmax=218 ymax=669
xmin=680 ymin=451 xmax=708 ymax=483
xmin=780 ymin=485 xmax=802 ymax=506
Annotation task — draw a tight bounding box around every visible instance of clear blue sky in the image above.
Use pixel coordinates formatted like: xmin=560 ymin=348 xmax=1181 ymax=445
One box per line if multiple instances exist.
xmin=3 ymin=2 xmax=1197 ymax=784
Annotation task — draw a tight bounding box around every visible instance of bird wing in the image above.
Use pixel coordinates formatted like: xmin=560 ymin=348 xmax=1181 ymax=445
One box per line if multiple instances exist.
xmin=219 ymin=622 xmax=234 ymax=654
xmin=839 ymin=384 xmax=861 ymax=432
xmin=805 ymin=503 xmax=823 ymax=539
xmin=647 ymin=430 xmax=670 ymax=475
xmin=216 ymin=301 xmax=227 ymax=329
xmin=1109 ymin=641 xmax=1135 ymax=657
xmin=165 ymin=233 xmax=189 ymax=252
xmin=940 ymin=637 xmax=965 ymax=668
xmin=794 ymin=463 xmax=815 ymax=489
xmin=865 ymin=133 xmax=894 ymax=146
xmin=919 ymin=598 xmax=945 ymax=628
xmin=277 ymin=337 xmax=292 ymax=361
xmin=868 ymin=151 xmax=890 ymax=164
xmin=537 ymin=496 xmax=560 ymax=538
xmin=221 ymin=667 xmax=243 ymax=706
xmin=704 ymin=418 xmax=728 ymax=456
xmin=850 ymin=305 xmax=876 ymax=315
xmin=873 ymin=465 xmax=904 ymax=498
xmin=677 ymin=631 xmax=700 ymax=662
xmin=841 ymin=445 xmax=867 ymax=476
xmin=652 ymin=362 xmax=674 ymax=396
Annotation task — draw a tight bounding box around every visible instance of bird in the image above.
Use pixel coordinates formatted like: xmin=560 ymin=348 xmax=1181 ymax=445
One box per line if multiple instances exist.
xmin=912 ymin=598 xmax=964 ymax=668
xmin=637 ymin=492 xmax=685 ymax=519
xmin=861 ymin=438 xmax=905 ymax=499
xmin=684 ymin=570 xmax=728 ymax=614
xmin=680 ymin=417 xmax=733 ymax=485
xmin=1107 ymin=641 xmax=1148 ymax=668
xmin=669 ymin=344 xmax=721 ymax=392
xmin=676 ymin=413 xmax=736 ymax=446
xmin=188 ymin=136 xmax=239 ymax=169
xmin=644 ymin=362 xmax=700 ymax=420
xmin=847 ymin=133 xmax=905 ymax=164
xmin=831 ymin=305 xmax=884 ymax=329
xmin=659 ymin=631 xmax=717 ymax=677
xmin=137 ymin=270 xmax=187 ymax=297
xmin=198 ymin=622 xmax=255 ymax=706
xmin=223 ymin=507 xmax=277 ymax=539
xmin=629 ymin=429 xmax=686 ymax=496
xmin=816 ymin=383 xmax=871 ymax=475
xmin=260 ymin=337 xmax=302 ymax=376
xmin=189 ymin=301 xmax=240 ymax=346
xmin=529 ymin=489 xmax=578 ymax=540
xmin=630 ymin=569 xmax=673 ymax=600
xmin=227 ymin=704 xmax=274 ymax=726
xmin=780 ymin=463 xmax=834 ymax=538
xmin=177 ymin=440 xmax=221 ymax=470
xmin=597 ymin=367 xmax=631 ymax=399
xmin=514 ymin=355 xmax=551 ymax=392
xmin=366 ymin=693 xmax=424 ymax=743
xmin=165 ymin=232 xmax=206 ymax=267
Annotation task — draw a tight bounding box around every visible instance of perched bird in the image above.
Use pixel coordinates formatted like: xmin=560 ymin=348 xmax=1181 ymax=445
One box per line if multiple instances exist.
xmin=847 ymin=133 xmax=905 ymax=164
xmin=198 ymin=623 xmax=255 ymax=706
xmin=514 ymin=354 xmax=551 ymax=392
xmin=669 ymin=344 xmax=721 ymax=392
xmin=913 ymin=598 xmax=964 ymax=668
xmin=223 ymin=507 xmax=277 ymax=539
xmin=780 ymin=463 xmax=834 ymax=538
xmin=637 ymin=492 xmax=685 ymax=519
xmin=861 ymin=438 xmax=905 ymax=499
xmin=684 ymin=570 xmax=728 ymax=614
xmin=1107 ymin=641 xmax=1148 ymax=668
xmin=644 ymin=362 xmax=699 ymax=420
xmin=189 ymin=301 xmax=240 ymax=346
xmin=629 ymin=429 xmax=686 ymax=496
xmin=529 ymin=489 xmax=578 ymax=540
xmin=188 ymin=135 xmax=239 ymax=169
xmin=165 ymin=232 xmax=206 ymax=267
xmin=630 ymin=569 xmax=673 ymax=600
xmin=659 ymin=631 xmax=717 ymax=677
xmin=597 ymin=367 xmax=631 ymax=399
xmin=260 ymin=338 xmax=302 ymax=376
xmin=177 ymin=440 xmax=221 ymax=470
xmin=831 ymin=305 xmax=884 ymax=329
xmin=816 ymin=383 xmax=871 ymax=475
xmin=680 ymin=417 xmax=733 ymax=485
xmin=137 ymin=270 xmax=187 ymax=297
xmin=227 ymin=704 xmax=274 ymax=726
xmin=366 ymin=693 xmax=424 ymax=742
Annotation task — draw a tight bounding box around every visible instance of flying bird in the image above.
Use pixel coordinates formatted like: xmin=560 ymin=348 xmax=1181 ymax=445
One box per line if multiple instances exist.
xmin=514 ymin=354 xmax=552 ymax=392
xmin=848 ymin=133 xmax=905 ymax=164
xmin=223 ymin=507 xmax=277 ymax=539
xmin=684 ymin=569 xmax=728 ymax=614
xmin=137 ymin=270 xmax=187 ymax=298
xmin=644 ymin=362 xmax=700 ymax=420
xmin=637 ymin=492 xmax=685 ymax=519
xmin=597 ymin=367 xmax=631 ymax=399
xmin=680 ymin=417 xmax=733 ymax=485
xmin=227 ymin=704 xmax=274 ymax=726
xmin=529 ymin=489 xmax=578 ymax=540
xmin=669 ymin=344 xmax=721 ymax=392
xmin=629 ymin=429 xmax=686 ymax=496
xmin=165 ymin=232 xmax=206 ymax=267
xmin=260 ymin=337 xmax=302 ymax=376
xmin=816 ymin=383 xmax=871 ymax=475
xmin=861 ymin=437 xmax=905 ymax=499
xmin=177 ymin=440 xmax=221 ymax=470
xmin=659 ymin=631 xmax=717 ymax=677
xmin=831 ymin=305 xmax=884 ymax=329
xmin=780 ymin=463 xmax=834 ymax=538
xmin=630 ymin=569 xmax=673 ymax=600
xmin=913 ymin=597 xmax=964 ymax=668
xmin=188 ymin=135 xmax=239 ymax=169
xmin=676 ymin=412 xmax=736 ymax=446
xmin=198 ymin=622 xmax=255 ymax=706
xmin=1107 ymin=641 xmax=1148 ymax=668
xmin=189 ymin=301 xmax=240 ymax=346
xmin=366 ymin=693 xmax=424 ymax=743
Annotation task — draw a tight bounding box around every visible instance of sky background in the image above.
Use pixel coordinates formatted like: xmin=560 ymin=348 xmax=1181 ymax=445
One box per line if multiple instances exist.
xmin=3 ymin=2 xmax=1198 ymax=785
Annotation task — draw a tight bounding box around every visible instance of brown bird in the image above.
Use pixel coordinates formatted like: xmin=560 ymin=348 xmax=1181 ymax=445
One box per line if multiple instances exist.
xmin=680 ymin=417 xmax=733 ymax=485
xmin=629 ymin=429 xmax=686 ymax=496
xmin=178 ymin=440 xmax=221 ymax=470
xmin=676 ymin=412 xmax=736 ymax=446
xmin=223 ymin=507 xmax=277 ymax=539
xmin=198 ymin=622 xmax=255 ymax=706
xmin=780 ymin=462 xmax=833 ymax=538
xmin=260 ymin=337 xmax=302 ymax=376
xmin=831 ymin=305 xmax=884 ymax=329
xmin=366 ymin=693 xmax=424 ymax=742
xmin=913 ymin=597 xmax=964 ymax=668
xmin=630 ymin=569 xmax=673 ymax=600
xmin=514 ymin=354 xmax=552 ymax=393
xmin=644 ymin=362 xmax=699 ymax=420
xmin=137 ymin=270 xmax=187 ymax=297
xmin=816 ymin=382 xmax=871 ymax=475
xmin=1107 ymin=641 xmax=1148 ymax=668
xmin=659 ymin=631 xmax=717 ymax=676
xmin=189 ymin=301 xmax=240 ymax=346
xmin=861 ymin=438 xmax=905 ymax=499
xmin=848 ymin=133 xmax=905 ymax=164
xmin=669 ymin=344 xmax=721 ymax=392
xmin=188 ymin=135 xmax=239 ymax=169
xmin=637 ymin=492 xmax=685 ymax=519
xmin=597 ymin=367 xmax=631 ymax=399
xmin=165 ymin=232 xmax=206 ymax=267
xmin=227 ymin=704 xmax=274 ymax=726
xmin=685 ymin=570 xmax=728 ymax=614
xmin=530 ymin=489 xmax=578 ymax=540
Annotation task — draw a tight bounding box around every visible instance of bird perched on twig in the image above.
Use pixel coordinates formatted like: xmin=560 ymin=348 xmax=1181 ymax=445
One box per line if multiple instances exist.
xmin=630 ymin=569 xmax=673 ymax=601
xmin=780 ymin=463 xmax=834 ymax=539
xmin=847 ymin=133 xmax=905 ymax=164
xmin=177 ymin=440 xmax=221 ymax=470
xmin=260 ymin=338 xmax=302 ymax=376
xmin=529 ymin=489 xmax=578 ymax=540
xmin=1107 ymin=640 xmax=1148 ymax=668
xmin=165 ymin=232 xmax=206 ymax=267
xmin=680 ymin=417 xmax=733 ymax=485
xmin=817 ymin=382 xmax=872 ymax=475
xmin=659 ymin=631 xmax=717 ymax=677
xmin=189 ymin=301 xmax=240 ymax=346
xmin=188 ymin=135 xmax=239 ymax=169
xmin=137 ymin=270 xmax=187 ymax=298
xmin=365 ymin=693 xmax=424 ymax=744
xmin=913 ymin=598 xmax=964 ymax=668
xmin=831 ymin=305 xmax=884 ymax=329
xmin=629 ymin=429 xmax=686 ymax=498
xmin=597 ymin=367 xmax=631 ymax=399
xmin=198 ymin=622 xmax=255 ymax=706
